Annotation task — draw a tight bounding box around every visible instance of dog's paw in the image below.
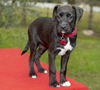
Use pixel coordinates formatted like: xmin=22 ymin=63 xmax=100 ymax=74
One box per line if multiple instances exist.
xmin=61 ymin=81 xmax=71 ymax=87
xmin=43 ymin=70 xmax=48 ymax=73
xmin=38 ymin=68 xmax=48 ymax=73
xmin=29 ymin=72 xmax=37 ymax=78
xmin=31 ymin=75 xmax=37 ymax=78
xmin=50 ymin=81 xmax=60 ymax=87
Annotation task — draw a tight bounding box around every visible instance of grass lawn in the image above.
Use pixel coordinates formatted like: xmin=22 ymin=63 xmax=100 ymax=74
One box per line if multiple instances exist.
xmin=0 ymin=27 xmax=100 ymax=90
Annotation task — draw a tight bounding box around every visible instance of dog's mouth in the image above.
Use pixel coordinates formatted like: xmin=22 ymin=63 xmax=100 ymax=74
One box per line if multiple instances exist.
xmin=60 ymin=30 xmax=72 ymax=34
xmin=61 ymin=27 xmax=72 ymax=34
xmin=57 ymin=26 xmax=72 ymax=34
xmin=61 ymin=30 xmax=66 ymax=34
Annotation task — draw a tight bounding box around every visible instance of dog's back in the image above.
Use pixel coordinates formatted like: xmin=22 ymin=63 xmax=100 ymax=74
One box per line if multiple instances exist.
xmin=28 ymin=17 xmax=56 ymax=46
xmin=29 ymin=17 xmax=55 ymax=33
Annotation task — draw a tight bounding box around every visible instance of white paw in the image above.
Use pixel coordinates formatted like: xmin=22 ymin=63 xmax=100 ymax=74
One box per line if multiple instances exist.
xmin=44 ymin=70 xmax=48 ymax=73
xmin=31 ymin=75 xmax=37 ymax=78
xmin=61 ymin=81 xmax=71 ymax=87
xmin=56 ymin=85 xmax=60 ymax=87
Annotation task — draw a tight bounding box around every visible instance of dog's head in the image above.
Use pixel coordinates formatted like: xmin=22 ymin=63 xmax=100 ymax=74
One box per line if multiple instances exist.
xmin=53 ymin=5 xmax=83 ymax=34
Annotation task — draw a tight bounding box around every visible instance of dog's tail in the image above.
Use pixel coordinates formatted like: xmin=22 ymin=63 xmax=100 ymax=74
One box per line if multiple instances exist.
xmin=21 ymin=41 xmax=29 ymax=55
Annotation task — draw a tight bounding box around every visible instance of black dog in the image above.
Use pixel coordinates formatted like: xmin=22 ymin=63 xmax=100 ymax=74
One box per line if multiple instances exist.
xmin=21 ymin=5 xmax=83 ymax=87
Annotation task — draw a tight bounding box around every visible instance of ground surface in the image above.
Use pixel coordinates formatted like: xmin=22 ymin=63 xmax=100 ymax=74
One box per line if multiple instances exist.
xmin=0 ymin=48 xmax=89 ymax=90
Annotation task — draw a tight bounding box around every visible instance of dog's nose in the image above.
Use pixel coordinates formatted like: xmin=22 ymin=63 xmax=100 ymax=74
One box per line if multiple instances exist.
xmin=61 ymin=26 xmax=70 ymax=31
xmin=61 ymin=24 xmax=69 ymax=30
xmin=61 ymin=26 xmax=66 ymax=30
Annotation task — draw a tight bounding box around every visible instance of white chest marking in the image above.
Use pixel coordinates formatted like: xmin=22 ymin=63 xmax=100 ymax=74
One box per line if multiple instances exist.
xmin=57 ymin=38 xmax=73 ymax=56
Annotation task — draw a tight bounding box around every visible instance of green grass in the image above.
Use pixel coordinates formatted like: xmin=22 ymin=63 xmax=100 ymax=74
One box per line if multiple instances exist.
xmin=77 ymin=11 xmax=100 ymax=32
xmin=0 ymin=27 xmax=100 ymax=90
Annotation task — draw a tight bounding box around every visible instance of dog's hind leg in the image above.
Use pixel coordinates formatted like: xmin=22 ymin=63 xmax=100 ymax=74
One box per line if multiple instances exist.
xmin=28 ymin=29 xmax=39 ymax=78
xmin=29 ymin=42 xmax=38 ymax=78
xmin=28 ymin=26 xmax=41 ymax=78
xmin=35 ymin=45 xmax=48 ymax=73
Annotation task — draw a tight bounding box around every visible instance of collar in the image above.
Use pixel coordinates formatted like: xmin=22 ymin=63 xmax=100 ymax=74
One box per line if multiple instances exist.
xmin=59 ymin=27 xmax=77 ymax=38
xmin=59 ymin=27 xmax=77 ymax=45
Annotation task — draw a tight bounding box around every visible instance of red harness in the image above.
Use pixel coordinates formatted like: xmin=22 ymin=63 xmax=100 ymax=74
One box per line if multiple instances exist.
xmin=59 ymin=27 xmax=77 ymax=45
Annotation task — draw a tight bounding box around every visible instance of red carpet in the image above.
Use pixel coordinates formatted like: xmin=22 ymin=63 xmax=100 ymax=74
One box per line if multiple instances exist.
xmin=0 ymin=48 xmax=89 ymax=90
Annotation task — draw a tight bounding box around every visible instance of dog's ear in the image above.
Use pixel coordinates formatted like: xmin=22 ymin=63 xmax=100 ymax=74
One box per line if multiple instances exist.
xmin=53 ymin=5 xmax=60 ymax=21
xmin=72 ymin=6 xmax=83 ymax=21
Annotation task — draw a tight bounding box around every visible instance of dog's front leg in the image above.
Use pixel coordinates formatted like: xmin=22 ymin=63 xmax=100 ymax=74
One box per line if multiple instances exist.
xmin=48 ymin=51 xmax=60 ymax=87
xmin=60 ymin=51 xmax=71 ymax=87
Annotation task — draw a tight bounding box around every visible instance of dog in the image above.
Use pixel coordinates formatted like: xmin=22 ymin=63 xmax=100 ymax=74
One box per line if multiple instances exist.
xmin=21 ymin=4 xmax=83 ymax=87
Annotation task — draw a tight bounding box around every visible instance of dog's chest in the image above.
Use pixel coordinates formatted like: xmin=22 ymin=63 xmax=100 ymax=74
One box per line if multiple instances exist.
xmin=57 ymin=38 xmax=73 ymax=56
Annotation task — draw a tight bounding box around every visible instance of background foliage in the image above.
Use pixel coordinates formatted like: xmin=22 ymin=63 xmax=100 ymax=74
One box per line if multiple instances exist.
xmin=0 ymin=0 xmax=100 ymax=32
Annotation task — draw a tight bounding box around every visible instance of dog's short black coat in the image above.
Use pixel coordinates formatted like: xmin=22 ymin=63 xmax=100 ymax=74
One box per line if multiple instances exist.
xmin=21 ymin=5 xmax=83 ymax=87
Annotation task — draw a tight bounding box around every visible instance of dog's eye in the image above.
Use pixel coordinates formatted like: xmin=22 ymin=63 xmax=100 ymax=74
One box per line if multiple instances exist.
xmin=59 ymin=13 xmax=64 ymax=17
xmin=67 ymin=13 xmax=71 ymax=17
